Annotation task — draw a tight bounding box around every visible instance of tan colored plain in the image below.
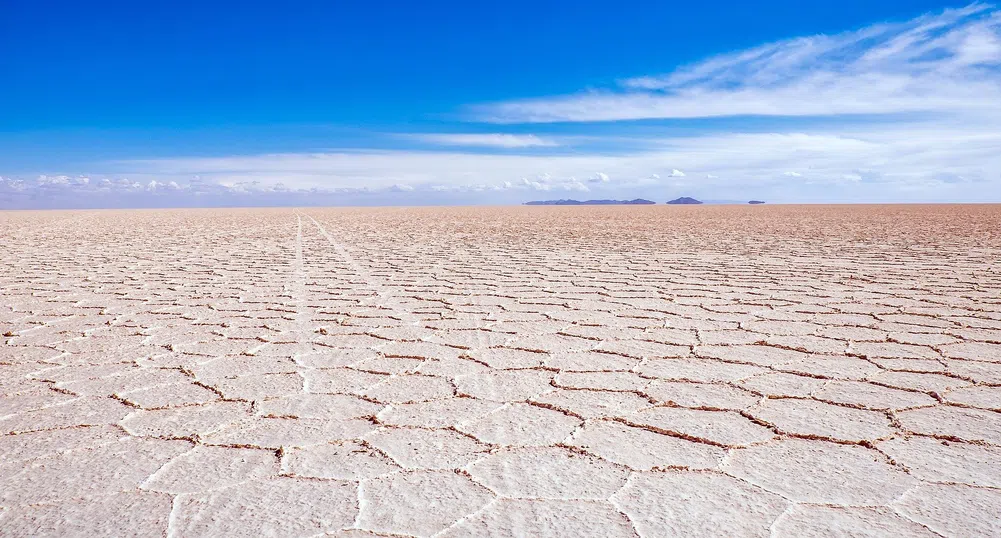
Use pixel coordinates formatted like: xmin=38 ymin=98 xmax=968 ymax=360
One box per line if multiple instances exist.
xmin=1 ymin=205 xmax=1000 ymax=537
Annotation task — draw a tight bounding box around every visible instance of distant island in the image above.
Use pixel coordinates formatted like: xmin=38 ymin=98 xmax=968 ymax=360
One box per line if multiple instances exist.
xmin=665 ymin=197 xmax=703 ymax=205
xmin=524 ymin=199 xmax=656 ymax=205
xmin=748 ymin=200 xmax=766 ymax=204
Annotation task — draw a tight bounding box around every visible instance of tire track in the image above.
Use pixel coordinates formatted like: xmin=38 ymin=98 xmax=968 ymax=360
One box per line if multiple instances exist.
xmin=301 ymin=211 xmax=421 ymax=325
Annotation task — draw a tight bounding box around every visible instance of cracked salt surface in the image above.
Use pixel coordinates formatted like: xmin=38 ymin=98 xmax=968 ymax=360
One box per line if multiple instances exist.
xmin=1 ymin=204 xmax=1001 ymax=536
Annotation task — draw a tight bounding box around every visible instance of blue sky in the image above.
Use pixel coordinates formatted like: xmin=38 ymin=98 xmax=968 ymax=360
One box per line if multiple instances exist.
xmin=2 ymin=0 xmax=999 ymax=207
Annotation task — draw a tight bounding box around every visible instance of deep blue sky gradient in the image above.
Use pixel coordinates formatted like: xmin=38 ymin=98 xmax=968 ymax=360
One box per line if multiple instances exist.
xmin=2 ymin=0 xmax=971 ymax=131
xmin=2 ymin=0 xmax=995 ymax=207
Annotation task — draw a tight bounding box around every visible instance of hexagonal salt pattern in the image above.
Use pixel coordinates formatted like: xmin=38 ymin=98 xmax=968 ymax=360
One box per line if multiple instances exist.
xmin=1 ymin=205 xmax=1000 ymax=536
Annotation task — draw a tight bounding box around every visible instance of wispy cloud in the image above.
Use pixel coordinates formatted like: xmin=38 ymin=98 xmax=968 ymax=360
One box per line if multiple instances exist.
xmin=7 ymin=113 xmax=998 ymax=207
xmin=5 ymin=4 xmax=1000 ymax=208
xmin=469 ymin=4 xmax=1001 ymax=122
xmin=408 ymin=133 xmax=560 ymax=147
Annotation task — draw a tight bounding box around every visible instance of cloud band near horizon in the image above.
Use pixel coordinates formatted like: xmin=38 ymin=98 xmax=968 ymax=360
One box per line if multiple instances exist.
xmin=3 ymin=3 xmax=999 ymax=207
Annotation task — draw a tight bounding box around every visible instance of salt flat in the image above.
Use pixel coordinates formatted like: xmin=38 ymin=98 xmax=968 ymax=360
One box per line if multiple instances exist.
xmin=1 ymin=205 xmax=1000 ymax=537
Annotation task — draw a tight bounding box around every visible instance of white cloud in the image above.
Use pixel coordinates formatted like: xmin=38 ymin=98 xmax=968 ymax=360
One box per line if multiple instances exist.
xmin=564 ymin=178 xmax=590 ymax=192
xmin=5 ymin=122 xmax=1000 ymax=207
xmin=6 ymin=5 xmax=1001 ymax=207
xmin=0 ymin=177 xmax=26 ymax=191
xmin=521 ymin=177 xmax=550 ymax=191
xmin=410 ymin=133 xmax=560 ymax=148
xmin=37 ymin=174 xmax=90 ymax=187
xmin=469 ymin=4 xmax=1001 ymax=123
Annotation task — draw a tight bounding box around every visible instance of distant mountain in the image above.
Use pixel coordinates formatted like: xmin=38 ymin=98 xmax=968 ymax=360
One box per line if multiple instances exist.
xmin=748 ymin=200 xmax=766 ymax=205
xmin=665 ymin=197 xmax=703 ymax=205
xmin=524 ymin=199 xmax=656 ymax=205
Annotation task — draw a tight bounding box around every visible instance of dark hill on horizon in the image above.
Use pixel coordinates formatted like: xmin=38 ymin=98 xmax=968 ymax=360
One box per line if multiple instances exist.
xmin=666 ymin=197 xmax=703 ymax=205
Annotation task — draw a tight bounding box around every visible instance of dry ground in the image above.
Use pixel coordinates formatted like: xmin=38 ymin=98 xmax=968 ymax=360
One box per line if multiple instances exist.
xmin=1 ymin=205 xmax=1000 ymax=537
